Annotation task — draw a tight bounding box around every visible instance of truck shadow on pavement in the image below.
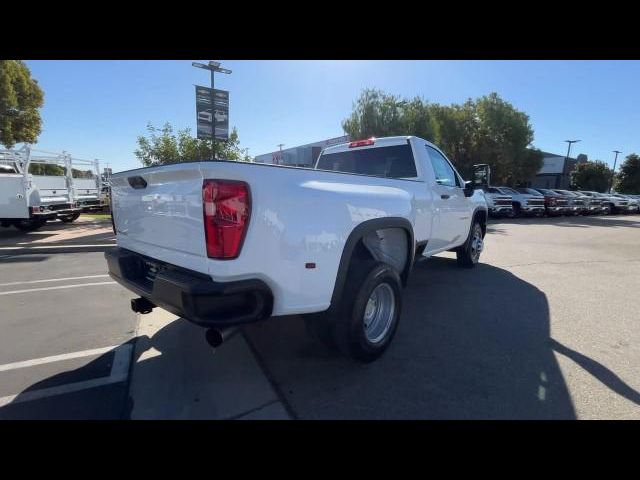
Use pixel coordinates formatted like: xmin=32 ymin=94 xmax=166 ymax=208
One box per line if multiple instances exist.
xmin=244 ymin=257 xmax=640 ymax=419
xmin=4 ymin=257 xmax=638 ymax=419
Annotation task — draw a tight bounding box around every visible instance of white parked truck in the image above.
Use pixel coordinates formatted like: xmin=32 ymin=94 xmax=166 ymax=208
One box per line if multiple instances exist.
xmin=482 ymin=187 xmax=514 ymax=217
xmin=106 ymin=136 xmax=489 ymax=361
xmin=0 ymin=146 xmax=81 ymax=231
xmin=69 ymin=158 xmax=104 ymax=212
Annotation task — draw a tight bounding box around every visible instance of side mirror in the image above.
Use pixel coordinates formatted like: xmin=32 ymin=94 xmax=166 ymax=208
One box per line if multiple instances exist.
xmin=472 ymin=164 xmax=491 ymax=188
xmin=463 ymin=181 xmax=475 ymax=197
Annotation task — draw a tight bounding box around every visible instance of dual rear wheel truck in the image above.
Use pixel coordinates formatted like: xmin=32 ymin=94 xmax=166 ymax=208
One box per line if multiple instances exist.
xmin=106 ymin=136 xmax=489 ymax=362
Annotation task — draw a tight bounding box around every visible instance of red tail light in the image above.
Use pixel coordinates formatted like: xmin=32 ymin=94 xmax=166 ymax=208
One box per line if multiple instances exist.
xmin=203 ymin=179 xmax=251 ymax=259
xmin=349 ymin=138 xmax=375 ymax=148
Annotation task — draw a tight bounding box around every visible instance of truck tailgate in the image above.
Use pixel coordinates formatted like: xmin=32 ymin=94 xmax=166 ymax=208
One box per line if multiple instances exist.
xmin=110 ymin=164 xmax=207 ymax=270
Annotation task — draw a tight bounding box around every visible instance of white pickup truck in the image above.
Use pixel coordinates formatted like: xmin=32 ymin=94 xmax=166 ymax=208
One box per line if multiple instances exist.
xmin=106 ymin=136 xmax=488 ymax=362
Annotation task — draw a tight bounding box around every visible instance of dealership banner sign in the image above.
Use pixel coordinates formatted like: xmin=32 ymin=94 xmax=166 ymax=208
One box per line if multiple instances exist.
xmin=195 ymin=86 xmax=229 ymax=141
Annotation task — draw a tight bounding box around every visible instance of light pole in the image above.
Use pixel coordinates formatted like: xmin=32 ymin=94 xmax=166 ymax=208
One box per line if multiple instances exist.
xmin=277 ymin=143 xmax=285 ymax=165
xmin=564 ymin=140 xmax=581 ymax=189
xmin=610 ymin=150 xmax=622 ymax=193
xmin=192 ymin=61 xmax=232 ymax=160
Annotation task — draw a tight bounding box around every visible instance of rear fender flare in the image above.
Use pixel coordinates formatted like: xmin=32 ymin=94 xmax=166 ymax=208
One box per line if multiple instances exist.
xmin=329 ymin=217 xmax=414 ymax=313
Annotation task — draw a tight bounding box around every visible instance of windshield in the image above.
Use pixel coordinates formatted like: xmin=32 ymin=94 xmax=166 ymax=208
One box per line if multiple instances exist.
xmin=499 ymin=187 xmax=519 ymax=195
xmin=316 ymin=144 xmax=417 ymax=179
xmin=0 ymin=164 xmax=18 ymax=174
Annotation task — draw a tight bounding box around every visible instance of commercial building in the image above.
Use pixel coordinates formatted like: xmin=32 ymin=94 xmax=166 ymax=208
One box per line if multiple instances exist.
xmin=254 ymin=135 xmax=350 ymax=167
xmin=529 ymin=151 xmax=587 ymax=190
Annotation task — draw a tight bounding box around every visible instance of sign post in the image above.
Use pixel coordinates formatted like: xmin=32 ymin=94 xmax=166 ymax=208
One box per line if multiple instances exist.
xmin=192 ymin=61 xmax=232 ymax=160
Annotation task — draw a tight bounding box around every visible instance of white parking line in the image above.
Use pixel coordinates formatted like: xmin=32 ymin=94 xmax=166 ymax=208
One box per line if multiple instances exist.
xmin=0 ymin=344 xmax=133 ymax=407
xmin=0 ymin=281 xmax=117 ymax=296
xmin=0 ymin=345 xmax=120 ymax=372
xmin=0 ymin=274 xmax=109 ymax=287
xmin=0 ymin=244 xmax=115 ymax=250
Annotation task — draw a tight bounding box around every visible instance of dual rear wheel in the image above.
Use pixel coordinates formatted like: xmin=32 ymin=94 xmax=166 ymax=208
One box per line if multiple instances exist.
xmin=305 ymin=260 xmax=402 ymax=363
xmin=305 ymin=219 xmax=485 ymax=362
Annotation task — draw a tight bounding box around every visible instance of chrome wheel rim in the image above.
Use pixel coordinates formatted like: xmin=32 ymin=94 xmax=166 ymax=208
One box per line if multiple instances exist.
xmin=363 ymin=283 xmax=395 ymax=344
xmin=470 ymin=226 xmax=483 ymax=262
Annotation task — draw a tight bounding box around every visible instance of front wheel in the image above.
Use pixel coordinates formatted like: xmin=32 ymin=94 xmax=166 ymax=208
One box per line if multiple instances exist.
xmin=512 ymin=203 xmax=521 ymax=217
xmin=332 ymin=260 xmax=403 ymax=363
xmin=456 ymin=220 xmax=484 ymax=268
xmin=60 ymin=212 xmax=81 ymax=223
xmin=15 ymin=218 xmax=45 ymax=232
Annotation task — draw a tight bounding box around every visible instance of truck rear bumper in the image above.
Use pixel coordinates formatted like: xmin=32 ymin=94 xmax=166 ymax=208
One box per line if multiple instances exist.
xmin=105 ymin=247 xmax=273 ymax=328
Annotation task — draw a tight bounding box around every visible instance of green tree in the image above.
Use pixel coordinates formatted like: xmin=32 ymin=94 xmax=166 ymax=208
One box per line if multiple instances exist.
xmin=469 ymin=93 xmax=543 ymax=185
xmin=342 ymin=89 xmax=403 ymax=139
xmin=341 ymin=89 xmax=542 ymax=185
xmin=614 ymin=153 xmax=640 ymax=193
xmin=570 ymin=161 xmax=613 ymax=192
xmin=0 ymin=60 xmax=45 ymax=148
xmin=134 ymin=122 xmax=251 ymax=167
xmin=28 ymin=163 xmax=65 ymax=176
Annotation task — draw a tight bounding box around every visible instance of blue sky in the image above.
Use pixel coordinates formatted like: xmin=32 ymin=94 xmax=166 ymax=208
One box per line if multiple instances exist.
xmin=23 ymin=60 xmax=640 ymax=173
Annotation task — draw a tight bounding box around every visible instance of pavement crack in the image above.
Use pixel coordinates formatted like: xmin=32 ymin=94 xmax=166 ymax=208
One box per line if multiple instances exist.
xmin=224 ymin=399 xmax=280 ymax=420
xmin=241 ymin=329 xmax=298 ymax=420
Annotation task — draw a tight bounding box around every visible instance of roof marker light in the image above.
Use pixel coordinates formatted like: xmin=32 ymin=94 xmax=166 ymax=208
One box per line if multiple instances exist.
xmin=349 ymin=138 xmax=375 ymax=148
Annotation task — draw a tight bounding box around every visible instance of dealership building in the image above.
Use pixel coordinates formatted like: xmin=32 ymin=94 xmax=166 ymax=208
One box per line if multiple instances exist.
xmin=254 ymin=136 xmax=585 ymax=189
xmin=529 ymin=152 xmax=587 ymax=190
xmin=254 ymin=135 xmax=350 ymax=167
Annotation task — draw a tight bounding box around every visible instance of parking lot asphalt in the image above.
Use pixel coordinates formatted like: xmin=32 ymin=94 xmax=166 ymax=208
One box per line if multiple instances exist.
xmin=1 ymin=214 xmax=639 ymax=419
xmin=0 ymin=232 xmax=135 ymax=419
xmin=243 ymin=214 xmax=640 ymax=419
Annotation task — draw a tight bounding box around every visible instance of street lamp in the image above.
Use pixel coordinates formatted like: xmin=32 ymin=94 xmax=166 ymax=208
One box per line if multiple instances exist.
xmin=610 ymin=150 xmax=622 ymax=193
xmin=563 ymin=140 xmax=580 ymax=189
xmin=564 ymin=139 xmax=581 ymax=159
xmin=277 ymin=144 xmax=285 ymax=165
xmin=192 ymin=61 xmax=232 ymax=160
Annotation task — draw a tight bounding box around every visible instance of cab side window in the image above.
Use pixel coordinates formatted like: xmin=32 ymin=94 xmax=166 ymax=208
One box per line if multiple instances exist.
xmin=426 ymin=146 xmax=460 ymax=187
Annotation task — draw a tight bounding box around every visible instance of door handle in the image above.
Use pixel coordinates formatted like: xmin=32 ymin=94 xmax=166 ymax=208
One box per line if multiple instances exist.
xmin=441 ymin=194 xmax=450 ymax=200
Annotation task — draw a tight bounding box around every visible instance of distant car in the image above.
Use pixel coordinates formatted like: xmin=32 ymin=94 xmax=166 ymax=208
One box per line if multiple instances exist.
xmin=611 ymin=194 xmax=639 ymax=213
xmin=530 ymin=188 xmax=569 ymax=216
xmin=580 ymin=191 xmax=628 ymax=214
xmin=482 ymin=187 xmax=514 ymax=217
xmin=497 ymin=187 xmax=545 ymax=217
xmin=575 ymin=191 xmax=602 ymax=215
xmin=552 ymin=190 xmax=587 ymax=216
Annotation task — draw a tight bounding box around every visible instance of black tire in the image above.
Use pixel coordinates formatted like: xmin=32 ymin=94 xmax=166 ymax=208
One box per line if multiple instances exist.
xmin=15 ymin=219 xmax=45 ymax=232
xmin=512 ymin=203 xmax=521 ymax=217
xmin=456 ymin=220 xmax=484 ymax=268
xmin=60 ymin=212 xmax=81 ymax=223
xmin=332 ymin=260 xmax=403 ymax=363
